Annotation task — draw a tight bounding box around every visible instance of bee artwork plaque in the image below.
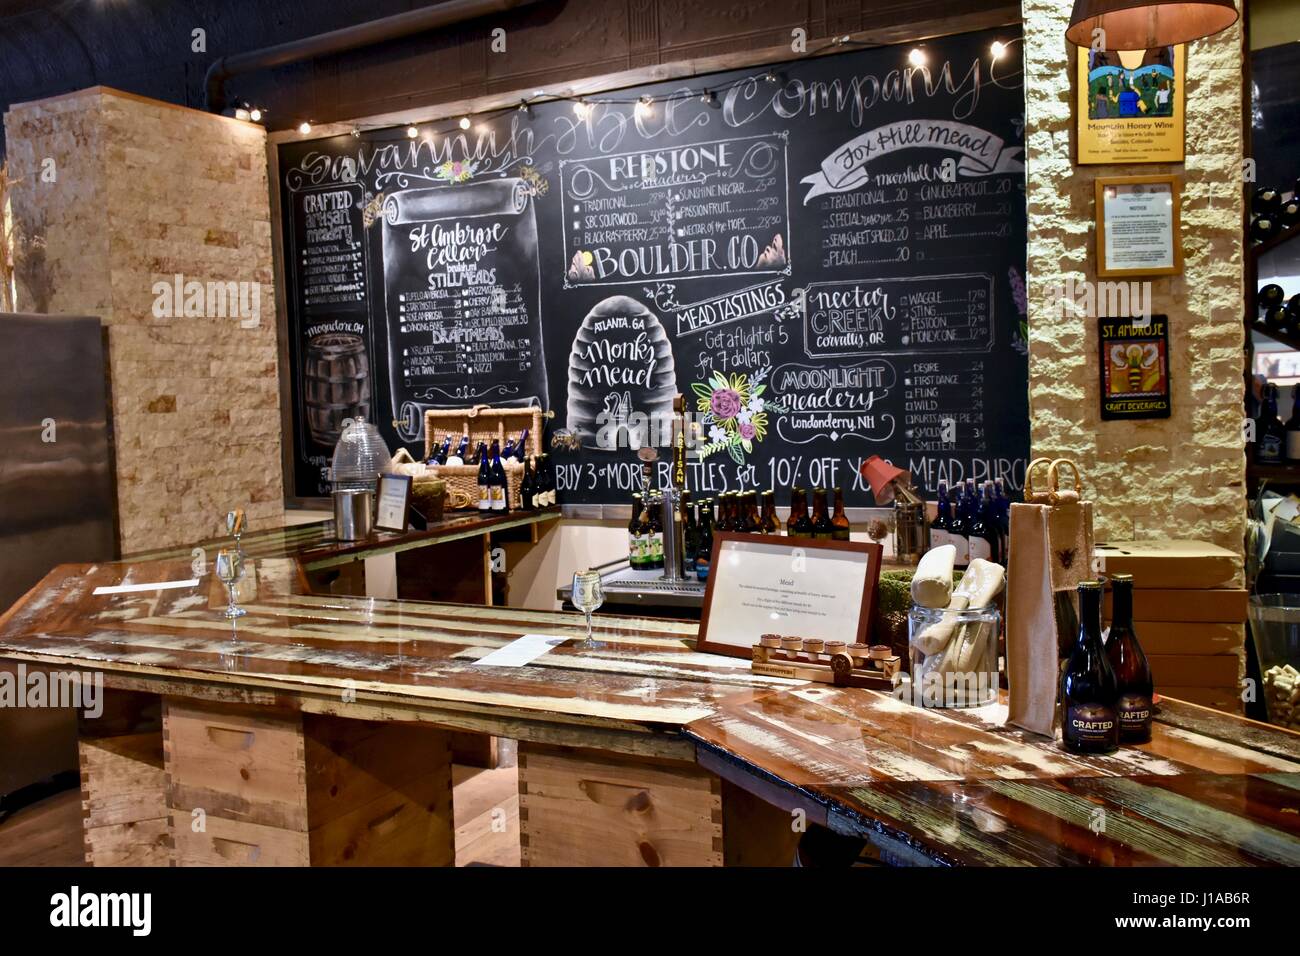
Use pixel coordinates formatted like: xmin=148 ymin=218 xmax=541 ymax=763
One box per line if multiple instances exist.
xmin=1097 ymin=315 xmax=1170 ymax=421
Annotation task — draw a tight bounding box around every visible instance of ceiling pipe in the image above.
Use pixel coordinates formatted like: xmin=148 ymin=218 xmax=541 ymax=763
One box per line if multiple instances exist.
xmin=204 ymin=0 xmax=544 ymax=114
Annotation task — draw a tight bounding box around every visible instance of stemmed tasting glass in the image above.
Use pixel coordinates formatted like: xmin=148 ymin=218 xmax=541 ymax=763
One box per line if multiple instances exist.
xmin=215 ymin=548 xmax=247 ymax=619
xmin=571 ymin=569 xmax=604 ymax=647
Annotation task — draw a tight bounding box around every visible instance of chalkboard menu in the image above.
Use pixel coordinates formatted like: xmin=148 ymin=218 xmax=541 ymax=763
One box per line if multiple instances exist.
xmin=278 ymin=26 xmax=1029 ymax=505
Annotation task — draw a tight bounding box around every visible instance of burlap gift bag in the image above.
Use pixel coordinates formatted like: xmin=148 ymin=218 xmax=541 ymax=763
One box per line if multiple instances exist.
xmin=1006 ymin=458 xmax=1094 ymax=736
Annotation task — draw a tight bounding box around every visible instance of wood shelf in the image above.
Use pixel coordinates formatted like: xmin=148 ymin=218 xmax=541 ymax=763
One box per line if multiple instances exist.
xmin=1249 ymin=321 xmax=1300 ymax=350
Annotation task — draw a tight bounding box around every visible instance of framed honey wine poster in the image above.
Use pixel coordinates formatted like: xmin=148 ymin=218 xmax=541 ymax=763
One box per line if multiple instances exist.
xmin=1077 ymin=44 xmax=1185 ymax=164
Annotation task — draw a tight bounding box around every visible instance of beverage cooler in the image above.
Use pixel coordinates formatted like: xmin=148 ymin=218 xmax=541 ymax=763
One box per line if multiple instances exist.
xmin=0 ymin=314 xmax=117 ymax=809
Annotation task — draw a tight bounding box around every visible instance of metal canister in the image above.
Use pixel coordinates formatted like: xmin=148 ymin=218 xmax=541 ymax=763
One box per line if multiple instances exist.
xmin=333 ymin=489 xmax=374 ymax=541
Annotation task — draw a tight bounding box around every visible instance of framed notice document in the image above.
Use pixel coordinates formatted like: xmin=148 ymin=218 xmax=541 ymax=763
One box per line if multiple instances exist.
xmin=1095 ymin=175 xmax=1182 ymax=278
xmin=374 ymin=473 xmax=412 ymax=532
xmin=696 ymin=533 xmax=883 ymax=659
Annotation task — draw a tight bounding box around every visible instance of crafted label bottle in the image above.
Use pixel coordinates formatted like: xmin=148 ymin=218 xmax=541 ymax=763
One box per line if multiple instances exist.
xmin=1061 ymin=579 xmax=1119 ymax=755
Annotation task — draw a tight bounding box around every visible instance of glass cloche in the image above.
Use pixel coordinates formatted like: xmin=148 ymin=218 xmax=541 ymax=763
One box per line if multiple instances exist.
xmin=330 ymin=418 xmax=392 ymax=492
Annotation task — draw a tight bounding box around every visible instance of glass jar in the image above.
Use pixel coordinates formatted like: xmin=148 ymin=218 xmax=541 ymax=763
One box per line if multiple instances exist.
xmin=330 ymin=418 xmax=392 ymax=493
xmin=907 ymin=604 xmax=1001 ymax=708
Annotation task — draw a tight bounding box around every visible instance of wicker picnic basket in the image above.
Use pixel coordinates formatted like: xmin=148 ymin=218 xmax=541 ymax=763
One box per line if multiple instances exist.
xmin=422 ymin=405 xmax=544 ymax=510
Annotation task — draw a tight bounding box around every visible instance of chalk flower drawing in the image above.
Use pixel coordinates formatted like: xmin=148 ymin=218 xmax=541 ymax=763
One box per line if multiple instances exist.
xmin=1008 ymin=266 xmax=1028 ymax=356
xmin=693 ymin=368 xmax=786 ymax=464
xmin=436 ymin=160 xmax=476 ymax=183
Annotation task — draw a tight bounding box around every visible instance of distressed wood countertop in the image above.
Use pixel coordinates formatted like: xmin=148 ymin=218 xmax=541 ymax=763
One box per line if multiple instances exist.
xmin=0 ymin=559 xmax=793 ymax=759
xmin=4 ymin=550 xmax=1299 ymax=865
xmin=688 ymin=685 xmax=1300 ymax=865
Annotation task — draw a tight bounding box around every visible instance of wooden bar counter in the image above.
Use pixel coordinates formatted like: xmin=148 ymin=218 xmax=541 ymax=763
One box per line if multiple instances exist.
xmin=2 ymin=540 xmax=1298 ymax=866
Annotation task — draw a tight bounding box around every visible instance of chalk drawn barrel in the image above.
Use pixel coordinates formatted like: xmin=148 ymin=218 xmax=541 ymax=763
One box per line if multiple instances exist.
xmin=303 ymin=332 xmax=371 ymax=447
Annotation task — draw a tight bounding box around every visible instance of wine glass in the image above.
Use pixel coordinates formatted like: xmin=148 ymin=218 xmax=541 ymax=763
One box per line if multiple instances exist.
xmin=215 ymin=548 xmax=246 ymax=619
xmin=571 ymin=569 xmax=605 ymax=647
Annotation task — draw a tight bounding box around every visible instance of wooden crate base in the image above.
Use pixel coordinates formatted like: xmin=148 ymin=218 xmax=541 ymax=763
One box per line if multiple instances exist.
xmin=162 ymin=697 xmax=455 ymax=866
xmin=518 ymin=743 xmax=800 ymax=867
xmin=78 ymin=690 xmax=168 ymax=867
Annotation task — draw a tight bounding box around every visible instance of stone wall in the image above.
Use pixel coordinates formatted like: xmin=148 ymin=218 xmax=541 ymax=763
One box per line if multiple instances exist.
xmin=5 ymin=88 xmax=283 ymax=552
xmin=1022 ymin=3 xmax=1245 ymax=559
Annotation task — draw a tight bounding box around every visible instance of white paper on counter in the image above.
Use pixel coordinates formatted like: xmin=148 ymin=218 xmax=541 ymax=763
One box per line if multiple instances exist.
xmin=473 ymin=633 xmax=568 ymax=668
xmin=93 ymin=579 xmax=201 ymax=595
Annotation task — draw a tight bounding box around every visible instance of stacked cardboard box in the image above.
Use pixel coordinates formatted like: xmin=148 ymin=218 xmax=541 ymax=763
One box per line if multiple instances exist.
xmin=1096 ymin=539 xmax=1245 ymax=714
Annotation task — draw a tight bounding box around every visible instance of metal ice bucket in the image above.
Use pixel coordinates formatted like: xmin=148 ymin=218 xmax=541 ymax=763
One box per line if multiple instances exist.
xmin=333 ymin=489 xmax=374 ymax=541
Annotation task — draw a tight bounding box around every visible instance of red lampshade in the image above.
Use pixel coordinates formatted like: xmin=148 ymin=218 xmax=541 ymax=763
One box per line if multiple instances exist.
xmin=1066 ymin=0 xmax=1239 ymax=50
xmin=859 ymin=455 xmax=908 ymax=504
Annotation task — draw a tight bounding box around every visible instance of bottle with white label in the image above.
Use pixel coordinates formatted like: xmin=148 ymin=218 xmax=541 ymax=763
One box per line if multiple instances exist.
xmin=930 ymin=483 xmax=952 ymax=550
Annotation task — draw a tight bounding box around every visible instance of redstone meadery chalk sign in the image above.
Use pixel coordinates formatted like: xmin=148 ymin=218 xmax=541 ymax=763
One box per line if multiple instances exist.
xmin=278 ymin=26 xmax=1029 ymax=504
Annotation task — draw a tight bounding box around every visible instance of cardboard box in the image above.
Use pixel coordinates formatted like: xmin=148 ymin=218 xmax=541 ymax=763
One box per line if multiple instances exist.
xmin=1094 ymin=539 xmax=1240 ymax=589
xmin=1147 ymin=654 xmax=1241 ymax=687
xmin=1103 ymin=587 xmax=1248 ymax=623
xmin=1158 ymin=687 xmax=1243 ymax=713
xmin=1127 ymin=621 xmax=1244 ymax=656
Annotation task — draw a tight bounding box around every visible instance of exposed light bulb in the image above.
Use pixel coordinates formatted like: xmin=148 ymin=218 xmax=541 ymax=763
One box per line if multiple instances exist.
xmin=635 ymin=96 xmax=653 ymax=118
xmin=249 ymin=107 xmax=262 ymax=122
xmin=298 ymin=121 xmax=312 ymax=134
xmin=990 ymin=41 xmax=1006 ymax=60
xmin=406 ymin=125 xmax=418 ymax=138
xmin=458 ymin=116 xmax=471 ymax=130
xmin=908 ymin=48 xmax=926 ymax=67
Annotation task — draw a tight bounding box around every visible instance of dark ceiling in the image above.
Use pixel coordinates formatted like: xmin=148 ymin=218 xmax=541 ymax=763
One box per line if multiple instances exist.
xmin=0 ymin=0 xmax=1016 ymax=158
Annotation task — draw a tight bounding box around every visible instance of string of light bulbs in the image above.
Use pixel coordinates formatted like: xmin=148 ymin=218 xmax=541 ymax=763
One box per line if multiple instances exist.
xmin=278 ymin=34 xmax=1011 ymax=139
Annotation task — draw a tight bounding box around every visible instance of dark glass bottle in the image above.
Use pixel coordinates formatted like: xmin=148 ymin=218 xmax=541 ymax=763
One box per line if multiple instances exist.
xmin=742 ymin=491 xmax=762 ymax=534
xmin=681 ymin=490 xmax=698 ymax=577
xmin=1259 ymin=283 xmax=1287 ymax=311
xmin=520 ymin=456 xmax=536 ymax=511
xmin=1250 ymin=214 xmax=1278 ymax=243
xmin=514 ymin=428 xmax=530 ymax=462
xmin=786 ymin=486 xmax=804 ymax=536
xmin=1106 ymin=573 xmax=1153 ymax=745
xmin=476 ymin=446 xmax=492 ymax=511
xmin=969 ymin=482 xmax=1001 ymax=564
xmin=1060 ymin=580 xmax=1119 ymax=755
xmin=792 ymin=489 xmax=814 ymax=538
xmin=948 ymin=482 xmax=970 ymax=567
xmin=810 ymin=488 xmax=833 ymax=539
xmin=1281 ymin=196 xmax=1300 ymax=229
xmin=1253 ymin=186 xmax=1283 ymax=216
xmin=429 ymin=433 xmax=452 ymax=465
xmin=448 ymin=435 xmax=470 ymax=465
xmin=490 ymin=450 xmax=509 ymax=512
xmin=931 ymin=482 xmax=951 ymax=550
xmin=1255 ymin=383 xmax=1286 ymax=464
xmin=628 ymin=492 xmax=646 ymax=569
xmin=761 ymin=490 xmax=779 ymax=535
xmin=537 ymin=454 xmax=555 ymax=507
xmin=831 ymin=487 xmax=851 ymax=541
xmin=694 ymin=501 xmax=715 ymax=582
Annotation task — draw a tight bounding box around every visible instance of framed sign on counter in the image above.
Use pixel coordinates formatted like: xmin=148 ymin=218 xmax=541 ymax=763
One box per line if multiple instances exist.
xmin=374 ymin=474 xmax=413 ymax=532
xmin=1095 ymin=175 xmax=1182 ymax=278
xmin=696 ymin=532 xmax=882 ymax=659
xmin=1076 ymin=44 xmax=1185 ymax=164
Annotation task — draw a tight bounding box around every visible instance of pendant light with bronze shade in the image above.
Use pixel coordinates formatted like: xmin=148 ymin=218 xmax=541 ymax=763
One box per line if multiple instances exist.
xmin=1065 ymin=0 xmax=1238 ymax=50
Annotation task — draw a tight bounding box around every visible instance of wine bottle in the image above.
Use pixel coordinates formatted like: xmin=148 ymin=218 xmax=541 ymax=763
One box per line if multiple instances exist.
xmin=1060 ymin=580 xmax=1119 ymax=755
xmin=931 ymin=482 xmax=952 ymax=550
xmin=445 ymin=435 xmax=469 ymax=466
xmin=1255 ymin=382 xmax=1286 ymax=464
xmin=1253 ymin=186 xmax=1283 ymax=216
xmin=489 ymin=450 xmax=508 ymax=512
xmin=1251 ymin=214 xmax=1278 ymax=243
xmin=476 ymin=451 xmax=491 ymax=511
xmin=1260 ymin=283 xmax=1287 ymax=311
xmin=514 ymin=428 xmax=530 ymax=462
xmin=694 ymin=500 xmax=715 ymax=582
xmin=628 ymin=492 xmax=646 ymax=570
xmin=761 ymin=490 xmax=780 ymax=535
xmin=1106 ymin=573 xmax=1153 ymax=745
xmin=520 ymin=456 xmax=536 ymax=511
xmin=948 ymin=483 xmax=970 ymax=568
xmin=831 ymin=487 xmax=851 ymax=541
xmin=1281 ymin=196 xmax=1300 ymax=229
